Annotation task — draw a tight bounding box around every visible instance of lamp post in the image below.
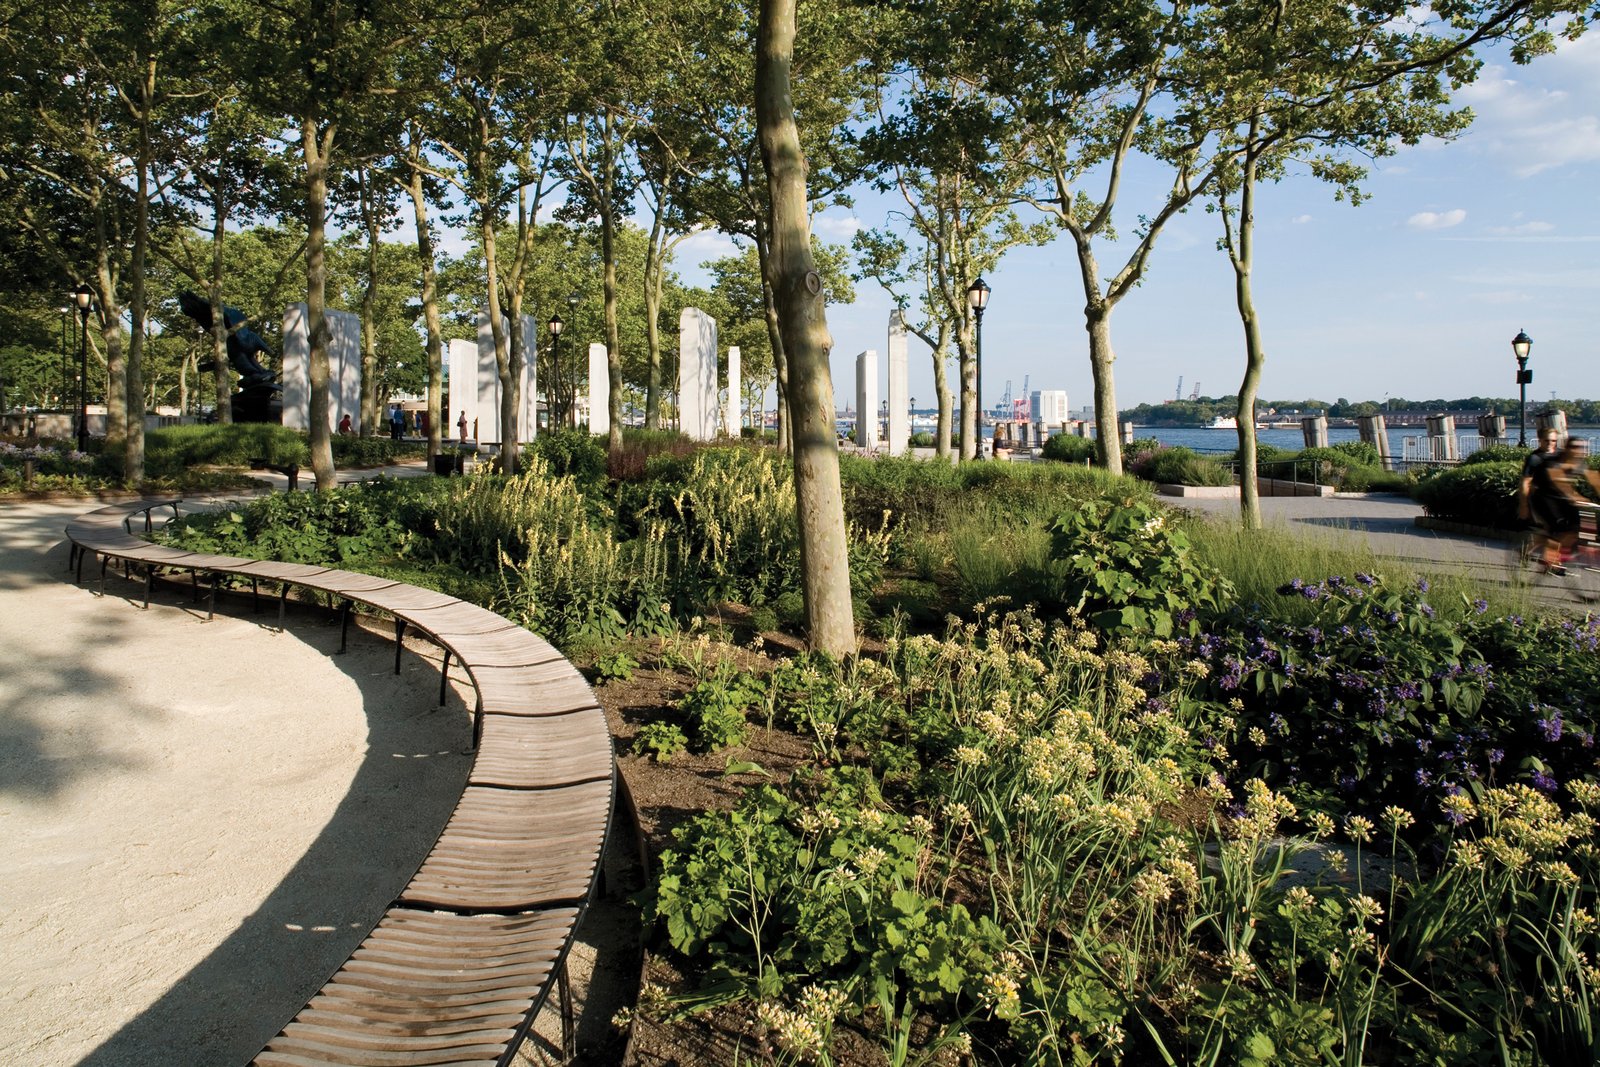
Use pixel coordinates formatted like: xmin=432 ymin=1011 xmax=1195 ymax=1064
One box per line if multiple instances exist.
xmin=73 ymin=284 xmax=94 ymax=452
xmin=547 ymin=311 xmax=564 ymax=430
xmin=966 ymin=277 xmax=990 ymax=457
xmin=1512 ymin=329 xmax=1533 ymax=447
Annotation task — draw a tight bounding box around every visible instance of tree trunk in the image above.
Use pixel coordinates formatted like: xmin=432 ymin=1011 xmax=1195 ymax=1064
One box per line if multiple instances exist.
xmin=604 ymin=207 xmax=622 ymax=453
xmin=956 ymin=318 xmax=976 ymax=461
xmin=358 ymin=166 xmax=380 ymax=435
xmin=1228 ymin=138 xmax=1265 ymax=530
xmin=406 ymin=147 xmax=444 ymax=462
xmin=125 ymin=58 xmax=156 ymax=485
xmin=1086 ymin=310 xmax=1122 ymax=475
xmin=209 ymin=185 xmax=232 ymax=423
xmin=643 ymin=220 xmax=664 ymax=431
xmin=93 ymin=198 xmax=126 ymax=460
xmin=474 ymin=133 xmax=516 ymax=475
xmin=753 ymin=216 xmax=789 ymax=452
xmin=932 ymin=322 xmax=952 ymax=459
xmin=303 ymin=116 xmax=336 ymax=491
xmin=756 ymin=0 xmax=855 ymax=657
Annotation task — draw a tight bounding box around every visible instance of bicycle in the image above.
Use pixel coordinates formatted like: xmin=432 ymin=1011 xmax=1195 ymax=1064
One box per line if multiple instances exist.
xmin=1511 ymin=501 xmax=1600 ymax=604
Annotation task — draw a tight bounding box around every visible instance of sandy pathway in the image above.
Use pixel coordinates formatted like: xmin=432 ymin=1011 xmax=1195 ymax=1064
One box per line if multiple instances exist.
xmin=0 ymin=500 xmax=473 ymax=1065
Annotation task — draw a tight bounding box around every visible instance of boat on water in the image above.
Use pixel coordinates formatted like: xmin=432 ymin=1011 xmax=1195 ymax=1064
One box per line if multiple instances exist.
xmin=1207 ymin=415 xmax=1238 ymax=429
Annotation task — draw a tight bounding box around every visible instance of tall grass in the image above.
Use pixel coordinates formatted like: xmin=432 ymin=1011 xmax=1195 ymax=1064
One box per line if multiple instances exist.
xmin=1185 ymin=517 xmax=1537 ymax=621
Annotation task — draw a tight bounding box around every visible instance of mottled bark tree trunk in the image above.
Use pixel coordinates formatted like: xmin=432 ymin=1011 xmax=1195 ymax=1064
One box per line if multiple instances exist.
xmin=303 ymin=116 xmax=336 ymax=491
xmin=405 ymin=145 xmax=444 ymax=463
xmin=756 ymin=0 xmax=855 ymax=656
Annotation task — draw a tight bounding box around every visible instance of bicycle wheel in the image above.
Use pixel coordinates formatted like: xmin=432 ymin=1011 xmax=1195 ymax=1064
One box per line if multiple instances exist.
xmin=1571 ymin=545 xmax=1600 ymax=605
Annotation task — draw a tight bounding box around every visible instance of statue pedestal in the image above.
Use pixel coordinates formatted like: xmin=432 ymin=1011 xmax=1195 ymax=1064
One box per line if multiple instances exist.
xmin=232 ymin=384 xmax=283 ymax=424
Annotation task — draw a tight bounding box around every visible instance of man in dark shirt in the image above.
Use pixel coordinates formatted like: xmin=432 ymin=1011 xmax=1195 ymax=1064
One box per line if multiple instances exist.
xmin=1520 ymin=429 xmax=1565 ymax=570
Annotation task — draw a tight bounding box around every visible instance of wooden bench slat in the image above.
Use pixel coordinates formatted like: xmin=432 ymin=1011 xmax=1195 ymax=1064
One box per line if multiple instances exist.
xmin=470 ymin=710 xmax=614 ymax=789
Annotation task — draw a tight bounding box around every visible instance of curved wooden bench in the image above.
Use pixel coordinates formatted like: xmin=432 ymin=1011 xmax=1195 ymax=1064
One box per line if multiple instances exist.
xmin=66 ymin=499 xmax=616 ymax=1067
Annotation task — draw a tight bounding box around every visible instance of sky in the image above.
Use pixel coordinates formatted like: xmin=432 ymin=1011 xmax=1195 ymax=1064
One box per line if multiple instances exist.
xmin=662 ymin=31 xmax=1600 ymax=414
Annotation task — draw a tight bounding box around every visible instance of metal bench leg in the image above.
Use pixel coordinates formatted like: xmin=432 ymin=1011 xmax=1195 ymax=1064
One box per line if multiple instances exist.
xmin=338 ymin=600 xmax=352 ymax=654
xmin=278 ymin=585 xmax=290 ymax=631
xmin=99 ymin=556 xmax=108 ymax=597
xmin=251 ymin=577 xmax=260 ymax=613
xmin=76 ymin=546 xmax=86 ymax=584
xmin=206 ymin=573 xmax=217 ymax=621
xmin=393 ymin=619 xmax=406 ymax=675
xmin=438 ymin=649 xmax=451 ymax=706
xmin=192 ymin=568 xmax=201 ymax=602
xmin=558 ymin=960 xmax=575 ymax=1063
xmin=144 ymin=565 xmax=153 ymax=609
xmin=472 ymin=696 xmax=483 ymax=751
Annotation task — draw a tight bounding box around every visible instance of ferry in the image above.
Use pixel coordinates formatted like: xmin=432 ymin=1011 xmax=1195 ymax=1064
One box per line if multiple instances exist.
xmin=1207 ymin=415 xmax=1238 ymax=429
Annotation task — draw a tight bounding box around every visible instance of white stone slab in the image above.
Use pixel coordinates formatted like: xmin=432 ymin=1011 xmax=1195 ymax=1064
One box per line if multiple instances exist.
xmin=887 ymin=313 xmax=908 ymax=456
xmin=679 ymin=307 xmax=718 ymax=441
xmin=282 ymin=304 xmax=361 ymax=434
xmin=447 ymin=338 xmax=478 ymax=440
xmin=725 ymin=346 xmax=741 ymax=436
xmin=856 ymin=349 xmax=879 ymax=451
xmin=475 ymin=313 xmax=537 ymax=444
xmin=587 ymin=342 xmax=610 ymax=435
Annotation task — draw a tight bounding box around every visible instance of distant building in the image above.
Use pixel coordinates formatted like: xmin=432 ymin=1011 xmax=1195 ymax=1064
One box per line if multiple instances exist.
xmin=1032 ymin=389 xmax=1069 ymax=425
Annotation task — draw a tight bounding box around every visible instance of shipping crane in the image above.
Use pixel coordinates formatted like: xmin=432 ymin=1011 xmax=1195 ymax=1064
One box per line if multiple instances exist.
xmin=1189 ymin=381 xmax=1201 ymax=401
xmin=1014 ymin=374 xmax=1031 ymax=420
xmin=1175 ymin=376 xmax=1184 ymax=402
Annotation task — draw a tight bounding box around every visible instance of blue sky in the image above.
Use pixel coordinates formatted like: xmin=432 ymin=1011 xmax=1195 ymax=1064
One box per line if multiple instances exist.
xmin=671 ymin=31 xmax=1599 ymax=413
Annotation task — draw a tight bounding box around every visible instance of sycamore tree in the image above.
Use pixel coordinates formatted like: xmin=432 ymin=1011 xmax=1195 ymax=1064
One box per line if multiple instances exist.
xmin=1187 ymin=0 xmax=1572 ymax=527
xmin=653 ymin=0 xmax=876 ymax=451
xmin=756 ymin=0 xmax=855 ymax=656
xmin=230 ymin=0 xmax=415 ymax=489
xmin=856 ymin=71 xmax=1053 ymax=460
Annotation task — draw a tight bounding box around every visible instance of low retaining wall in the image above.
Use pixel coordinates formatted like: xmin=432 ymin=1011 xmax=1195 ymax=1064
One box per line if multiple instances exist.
xmin=1158 ymin=478 xmax=1335 ymax=499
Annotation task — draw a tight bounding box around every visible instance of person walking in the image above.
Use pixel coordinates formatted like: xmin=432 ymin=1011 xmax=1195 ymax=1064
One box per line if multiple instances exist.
xmin=457 ymin=410 xmax=468 ymax=442
xmin=390 ymin=406 xmax=404 ymax=441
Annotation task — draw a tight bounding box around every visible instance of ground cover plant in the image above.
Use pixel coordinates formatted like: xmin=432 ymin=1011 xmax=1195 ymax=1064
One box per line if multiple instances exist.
xmin=0 ymin=433 xmax=260 ymax=495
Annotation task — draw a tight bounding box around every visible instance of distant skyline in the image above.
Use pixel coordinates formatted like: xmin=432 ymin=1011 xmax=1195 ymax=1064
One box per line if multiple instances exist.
xmin=670 ymin=33 xmax=1598 ymax=414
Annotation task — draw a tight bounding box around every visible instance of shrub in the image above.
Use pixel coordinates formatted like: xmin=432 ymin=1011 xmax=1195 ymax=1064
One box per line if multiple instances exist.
xmin=1190 ymin=574 xmax=1600 ymax=823
xmin=1337 ymin=465 xmax=1412 ymax=493
xmin=909 ymin=430 xmax=935 ymax=447
xmin=633 ymin=720 xmax=688 ymax=762
xmin=1039 ymin=433 xmax=1097 ymax=464
xmin=164 ymin=477 xmax=426 ymax=564
xmin=1464 ymin=443 xmax=1529 ymax=465
xmin=1047 ymin=497 xmax=1233 ymax=635
xmin=1411 ymin=460 xmax=1520 ymax=528
xmin=1135 ymin=445 xmax=1235 ymax=487
xmin=330 ymin=435 xmax=426 ymax=467
xmin=527 ymin=428 xmax=607 ymax=486
xmin=145 ymin=423 xmax=310 ymax=474
xmin=1328 ymin=439 xmax=1381 ymax=466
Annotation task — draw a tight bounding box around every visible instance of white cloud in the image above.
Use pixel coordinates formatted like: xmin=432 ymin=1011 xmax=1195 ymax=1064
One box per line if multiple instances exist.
xmin=1407 ymin=209 xmax=1467 ymax=230
xmin=1487 ymin=220 xmax=1555 ymax=235
xmin=1291 ymin=214 xmax=1313 ymax=224
xmin=1453 ymin=35 xmax=1600 ymax=177
xmin=811 ymin=212 xmax=862 ymax=241
xmin=677 ymin=230 xmax=740 ymax=268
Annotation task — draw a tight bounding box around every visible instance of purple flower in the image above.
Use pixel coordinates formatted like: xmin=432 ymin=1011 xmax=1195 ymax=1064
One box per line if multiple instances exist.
xmin=1538 ymin=713 xmax=1563 ymax=743
xmin=1417 ymin=578 xmax=1430 ymax=592
xmin=1420 ymin=603 xmax=1435 ymax=619
xmin=1356 ymin=573 xmax=1378 ymax=586
xmin=1488 ymin=748 xmax=1505 ymax=765
xmin=1531 ymin=769 xmax=1558 ymax=794
xmin=1473 ymin=599 xmax=1489 ymax=614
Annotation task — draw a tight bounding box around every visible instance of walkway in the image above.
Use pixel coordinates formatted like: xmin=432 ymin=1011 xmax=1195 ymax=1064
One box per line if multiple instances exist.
xmin=0 ymin=498 xmax=475 ymax=1065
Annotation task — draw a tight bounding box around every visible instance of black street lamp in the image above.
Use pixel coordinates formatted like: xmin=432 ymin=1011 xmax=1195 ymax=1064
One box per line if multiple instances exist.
xmin=1512 ymin=329 xmax=1533 ymax=447
xmin=966 ymin=277 xmax=990 ymax=457
xmin=547 ymin=311 xmax=564 ymax=430
xmin=73 ymin=284 xmax=94 ymax=452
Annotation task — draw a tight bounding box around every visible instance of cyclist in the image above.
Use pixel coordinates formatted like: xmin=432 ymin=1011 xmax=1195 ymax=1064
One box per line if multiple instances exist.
xmin=1547 ymin=437 xmax=1600 ymax=573
xmin=1520 ymin=428 xmax=1564 ymax=570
